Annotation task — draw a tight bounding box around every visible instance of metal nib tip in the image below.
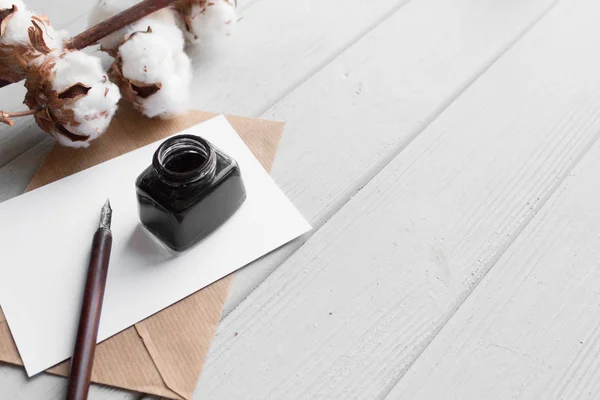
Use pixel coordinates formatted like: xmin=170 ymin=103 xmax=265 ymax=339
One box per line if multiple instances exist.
xmin=99 ymin=198 xmax=112 ymax=230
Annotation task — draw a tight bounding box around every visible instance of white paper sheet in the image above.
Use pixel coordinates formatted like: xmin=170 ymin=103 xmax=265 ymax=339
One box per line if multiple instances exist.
xmin=0 ymin=116 xmax=311 ymax=376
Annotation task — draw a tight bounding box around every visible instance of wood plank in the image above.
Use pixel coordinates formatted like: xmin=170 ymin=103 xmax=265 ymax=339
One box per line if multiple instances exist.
xmin=222 ymin=0 xmax=558 ymax=314
xmin=0 ymin=364 xmax=138 ymax=400
xmin=387 ymin=79 xmax=600 ymax=400
xmin=194 ymin=0 xmax=600 ymax=398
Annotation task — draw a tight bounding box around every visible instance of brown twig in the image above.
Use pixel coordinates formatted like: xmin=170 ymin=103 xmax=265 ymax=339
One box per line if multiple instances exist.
xmin=66 ymin=0 xmax=179 ymax=50
xmin=0 ymin=0 xmax=179 ymax=90
xmin=0 ymin=108 xmax=38 ymax=126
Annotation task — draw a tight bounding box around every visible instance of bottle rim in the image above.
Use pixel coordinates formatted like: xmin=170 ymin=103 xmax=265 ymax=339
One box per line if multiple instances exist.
xmin=153 ymin=134 xmax=217 ymax=185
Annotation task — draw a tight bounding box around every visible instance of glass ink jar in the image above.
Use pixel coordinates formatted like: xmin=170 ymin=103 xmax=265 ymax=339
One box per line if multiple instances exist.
xmin=135 ymin=134 xmax=246 ymax=252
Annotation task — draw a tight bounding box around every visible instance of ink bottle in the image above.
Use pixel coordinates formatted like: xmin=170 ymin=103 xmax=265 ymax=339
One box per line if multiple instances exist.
xmin=135 ymin=134 xmax=246 ymax=252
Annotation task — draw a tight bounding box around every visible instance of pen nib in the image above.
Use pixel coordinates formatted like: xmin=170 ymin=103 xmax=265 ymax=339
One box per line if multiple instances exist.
xmin=99 ymin=199 xmax=112 ymax=230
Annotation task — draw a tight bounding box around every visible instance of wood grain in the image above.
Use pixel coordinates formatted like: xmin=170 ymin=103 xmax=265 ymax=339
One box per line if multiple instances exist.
xmin=387 ymin=42 xmax=600 ymax=400
xmin=222 ymin=0 xmax=558 ymax=317
xmin=388 ymin=153 xmax=600 ymax=399
xmin=194 ymin=0 xmax=600 ymax=398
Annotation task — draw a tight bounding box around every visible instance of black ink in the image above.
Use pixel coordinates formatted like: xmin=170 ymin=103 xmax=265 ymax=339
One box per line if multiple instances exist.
xmin=135 ymin=134 xmax=246 ymax=252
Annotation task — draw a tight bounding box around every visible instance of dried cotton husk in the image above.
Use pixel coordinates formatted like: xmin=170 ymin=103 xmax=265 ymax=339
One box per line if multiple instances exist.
xmin=0 ymin=1 xmax=65 ymax=82
xmin=24 ymin=51 xmax=121 ymax=147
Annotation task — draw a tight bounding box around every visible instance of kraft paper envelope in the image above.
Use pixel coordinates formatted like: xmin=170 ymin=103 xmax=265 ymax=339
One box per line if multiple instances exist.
xmin=0 ymin=106 xmax=285 ymax=399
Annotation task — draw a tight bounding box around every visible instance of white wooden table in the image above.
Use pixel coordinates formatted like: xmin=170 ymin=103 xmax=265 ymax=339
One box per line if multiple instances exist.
xmin=4 ymin=0 xmax=600 ymax=398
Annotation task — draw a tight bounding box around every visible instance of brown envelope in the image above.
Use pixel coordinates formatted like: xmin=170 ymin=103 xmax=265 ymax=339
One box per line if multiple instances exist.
xmin=0 ymin=106 xmax=284 ymax=399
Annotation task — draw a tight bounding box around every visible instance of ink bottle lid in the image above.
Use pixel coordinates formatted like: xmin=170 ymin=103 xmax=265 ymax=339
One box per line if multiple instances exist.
xmin=153 ymin=135 xmax=217 ymax=187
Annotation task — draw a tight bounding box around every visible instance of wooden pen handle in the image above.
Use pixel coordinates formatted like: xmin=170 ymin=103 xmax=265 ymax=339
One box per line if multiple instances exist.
xmin=66 ymin=228 xmax=112 ymax=400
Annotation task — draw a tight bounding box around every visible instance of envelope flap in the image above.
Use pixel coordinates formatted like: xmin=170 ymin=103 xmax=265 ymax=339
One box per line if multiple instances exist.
xmin=134 ymin=279 xmax=230 ymax=399
xmin=49 ymin=327 xmax=184 ymax=399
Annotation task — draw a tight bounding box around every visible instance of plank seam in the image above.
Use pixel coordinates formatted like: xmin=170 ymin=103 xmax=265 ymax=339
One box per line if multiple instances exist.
xmin=220 ymin=0 xmax=562 ymax=324
xmin=254 ymin=0 xmax=416 ymax=117
xmin=217 ymin=0 xmax=418 ymax=320
xmin=376 ymin=2 xmax=600 ymax=398
xmin=382 ymin=107 xmax=600 ymax=400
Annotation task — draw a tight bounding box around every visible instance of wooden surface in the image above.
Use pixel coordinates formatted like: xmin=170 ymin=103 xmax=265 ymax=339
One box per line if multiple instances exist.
xmin=3 ymin=0 xmax=600 ymax=399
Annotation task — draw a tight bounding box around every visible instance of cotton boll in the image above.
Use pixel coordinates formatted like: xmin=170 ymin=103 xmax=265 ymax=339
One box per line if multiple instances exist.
xmin=52 ymin=50 xmax=107 ymax=92
xmin=0 ymin=7 xmax=64 ymax=49
xmin=0 ymin=5 xmax=65 ymax=82
xmin=52 ymin=52 xmax=121 ymax=142
xmin=89 ymin=0 xmax=179 ymax=52
xmin=119 ymin=28 xmax=174 ymax=82
xmin=138 ymin=51 xmax=191 ymax=118
xmin=116 ymin=18 xmax=185 ymax=53
xmin=0 ymin=6 xmax=32 ymax=44
xmin=51 ymin=83 xmax=119 ymax=148
xmin=24 ymin=51 xmax=121 ymax=148
xmin=142 ymin=18 xmax=185 ymax=51
xmin=110 ymin=27 xmax=191 ymax=119
xmin=174 ymin=0 xmax=237 ymax=45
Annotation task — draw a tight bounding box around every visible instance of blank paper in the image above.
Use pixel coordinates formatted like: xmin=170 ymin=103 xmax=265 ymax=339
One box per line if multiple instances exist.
xmin=0 ymin=116 xmax=311 ymax=376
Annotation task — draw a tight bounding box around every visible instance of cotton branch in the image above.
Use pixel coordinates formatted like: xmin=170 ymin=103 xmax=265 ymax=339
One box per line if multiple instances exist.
xmin=65 ymin=0 xmax=179 ymax=50
xmin=0 ymin=0 xmax=179 ymax=90
xmin=0 ymin=108 xmax=38 ymax=126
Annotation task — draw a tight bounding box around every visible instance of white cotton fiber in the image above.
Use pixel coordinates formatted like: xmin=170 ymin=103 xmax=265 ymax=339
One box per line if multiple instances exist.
xmin=0 ymin=6 xmax=34 ymax=45
xmin=135 ymin=50 xmax=191 ymax=118
xmin=117 ymin=23 xmax=191 ymax=119
xmin=1 ymin=5 xmax=65 ymax=53
xmin=52 ymin=51 xmax=121 ymax=146
xmin=177 ymin=0 xmax=237 ymax=45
